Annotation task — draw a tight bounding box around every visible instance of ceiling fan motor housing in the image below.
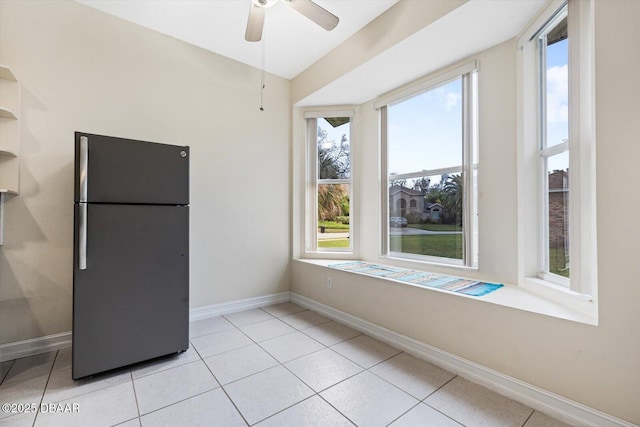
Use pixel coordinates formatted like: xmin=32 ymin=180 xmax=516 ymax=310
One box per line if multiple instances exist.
xmin=253 ymin=0 xmax=277 ymax=8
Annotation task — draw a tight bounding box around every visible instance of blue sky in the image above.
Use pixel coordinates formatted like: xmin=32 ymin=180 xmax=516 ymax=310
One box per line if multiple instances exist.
xmin=546 ymin=37 xmax=569 ymax=172
xmin=388 ymin=78 xmax=462 ymax=183
xmin=317 ymin=37 xmax=569 ymax=182
xmin=318 ymin=118 xmax=350 ymax=151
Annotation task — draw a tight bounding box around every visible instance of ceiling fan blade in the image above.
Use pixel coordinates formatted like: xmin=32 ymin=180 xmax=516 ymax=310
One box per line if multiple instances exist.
xmin=245 ymin=3 xmax=265 ymax=42
xmin=285 ymin=0 xmax=339 ymax=31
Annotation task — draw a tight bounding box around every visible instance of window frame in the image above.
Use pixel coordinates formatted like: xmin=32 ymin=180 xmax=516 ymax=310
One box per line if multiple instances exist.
xmin=378 ymin=62 xmax=478 ymax=268
xmin=304 ymin=110 xmax=355 ymax=254
xmin=517 ymin=0 xmax=597 ymax=311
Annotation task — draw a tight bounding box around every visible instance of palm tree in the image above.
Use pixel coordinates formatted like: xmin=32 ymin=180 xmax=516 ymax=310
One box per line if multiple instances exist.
xmin=443 ymin=174 xmax=463 ymax=225
xmin=318 ymin=184 xmax=347 ymax=221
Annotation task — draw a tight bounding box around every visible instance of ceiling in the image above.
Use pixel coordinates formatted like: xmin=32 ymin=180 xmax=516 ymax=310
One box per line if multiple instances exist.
xmin=77 ymin=0 xmax=545 ymax=107
xmin=296 ymin=0 xmax=546 ymax=106
xmin=76 ymin=0 xmax=399 ymax=80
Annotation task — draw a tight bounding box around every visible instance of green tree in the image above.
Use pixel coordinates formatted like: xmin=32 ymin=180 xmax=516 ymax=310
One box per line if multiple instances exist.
xmin=317 ymin=126 xmax=350 ymax=221
xmin=443 ymin=174 xmax=463 ymax=225
xmin=412 ymin=177 xmax=430 ymax=192
xmin=318 ymin=128 xmax=350 ymax=179
xmin=318 ymin=184 xmax=348 ymax=221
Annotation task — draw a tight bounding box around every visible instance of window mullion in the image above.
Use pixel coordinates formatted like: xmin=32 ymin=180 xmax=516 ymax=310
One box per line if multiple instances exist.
xmin=318 ymin=179 xmax=350 ymax=185
xmin=540 ymin=141 xmax=569 ymax=157
xmin=462 ymin=73 xmax=473 ymax=266
xmin=537 ymin=35 xmax=549 ymax=278
xmin=380 ymin=106 xmax=389 ymax=257
xmin=389 ymin=166 xmax=463 ymax=181
xmin=307 ymin=118 xmax=318 ymax=252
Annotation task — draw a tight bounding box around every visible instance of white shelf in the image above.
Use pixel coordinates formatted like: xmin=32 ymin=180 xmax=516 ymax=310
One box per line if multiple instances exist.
xmin=0 ymin=149 xmax=18 ymax=157
xmin=0 ymin=65 xmax=20 ymax=245
xmin=0 ymin=107 xmax=17 ymax=120
xmin=0 ymin=65 xmax=17 ymax=82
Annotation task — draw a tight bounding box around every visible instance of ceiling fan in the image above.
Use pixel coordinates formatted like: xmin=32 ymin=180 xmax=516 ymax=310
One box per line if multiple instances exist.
xmin=245 ymin=0 xmax=339 ymax=42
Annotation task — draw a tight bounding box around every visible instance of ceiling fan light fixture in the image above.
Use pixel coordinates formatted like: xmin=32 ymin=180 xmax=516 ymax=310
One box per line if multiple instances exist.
xmin=253 ymin=0 xmax=277 ymax=8
xmin=245 ymin=0 xmax=339 ymax=42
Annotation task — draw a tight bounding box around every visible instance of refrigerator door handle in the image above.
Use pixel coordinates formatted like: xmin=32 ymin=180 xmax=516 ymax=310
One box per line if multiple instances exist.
xmin=79 ymin=136 xmax=88 ymax=202
xmin=79 ymin=203 xmax=87 ymax=270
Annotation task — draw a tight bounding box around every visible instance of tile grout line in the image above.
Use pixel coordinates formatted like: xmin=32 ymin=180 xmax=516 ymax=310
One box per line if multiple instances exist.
xmin=235 ymin=311 xmax=362 ymax=426
xmin=297 ymin=323 xmax=464 ymax=426
xmin=134 ymin=343 xmax=241 ymax=422
xmin=193 ymin=338 xmax=251 ymax=426
xmin=229 ymin=310 xmax=361 ymax=426
xmin=422 ymin=401 xmax=466 ymax=427
xmin=265 ymin=310 xmax=367 ymax=426
xmin=1 ymin=304 xmax=568 ymax=427
xmin=314 ymin=394 xmax=359 ymax=427
xmin=129 ymin=368 xmax=143 ymax=422
xmin=9 ymin=307 xmax=448 ymax=427
xmin=421 ymin=374 xmax=458 ymax=402
xmin=297 ymin=323 xmax=363 ymax=346
xmin=204 ymin=318 xmax=371 ymax=390
xmin=0 ymin=359 xmax=16 ymax=386
xmin=221 ymin=307 xmax=276 ymax=329
xmin=243 ymin=309 xmax=427 ymax=425
xmin=521 ymin=408 xmax=536 ymax=426
xmin=384 ymin=401 xmax=424 ymax=427
xmin=364 ymin=353 xmax=440 ymax=400
xmin=420 ymin=375 xmax=469 ymax=426
xmin=31 ymin=349 xmax=58 ymax=427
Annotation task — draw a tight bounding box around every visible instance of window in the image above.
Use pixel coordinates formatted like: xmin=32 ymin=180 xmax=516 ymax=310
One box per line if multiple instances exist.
xmin=538 ymin=4 xmax=570 ymax=284
xmin=378 ymin=63 xmax=478 ymax=267
xmin=518 ymin=0 xmax=596 ymax=300
xmin=305 ymin=113 xmax=353 ymax=252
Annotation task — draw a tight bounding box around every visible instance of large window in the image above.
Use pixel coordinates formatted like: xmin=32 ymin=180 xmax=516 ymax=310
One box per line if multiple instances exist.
xmin=306 ymin=113 xmax=352 ymax=252
xmin=518 ymin=0 xmax=596 ymax=300
xmin=379 ymin=63 xmax=478 ymax=267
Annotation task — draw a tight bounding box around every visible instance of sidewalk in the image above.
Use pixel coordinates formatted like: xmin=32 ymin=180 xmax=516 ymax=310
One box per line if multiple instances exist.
xmin=317 ymin=232 xmax=349 ymax=240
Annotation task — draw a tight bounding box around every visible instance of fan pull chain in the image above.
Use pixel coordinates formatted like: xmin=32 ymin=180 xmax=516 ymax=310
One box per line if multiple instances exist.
xmin=260 ymin=24 xmax=266 ymax=111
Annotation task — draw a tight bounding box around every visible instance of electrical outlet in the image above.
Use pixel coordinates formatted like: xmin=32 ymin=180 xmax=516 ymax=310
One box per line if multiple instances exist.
xmin=327 ymin=277 xmax=332 ymax=289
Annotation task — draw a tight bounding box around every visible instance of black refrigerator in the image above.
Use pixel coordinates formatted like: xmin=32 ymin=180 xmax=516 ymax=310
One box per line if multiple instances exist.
xmin=72 ymin=132 xmax=189 ymax=380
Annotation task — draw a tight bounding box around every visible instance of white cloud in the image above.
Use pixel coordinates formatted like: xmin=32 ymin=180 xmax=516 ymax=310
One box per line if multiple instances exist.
xmin=445 ymin=92 xmax=461 ymax=112
xmin=546 ymin=64 xmax=568 ymax=124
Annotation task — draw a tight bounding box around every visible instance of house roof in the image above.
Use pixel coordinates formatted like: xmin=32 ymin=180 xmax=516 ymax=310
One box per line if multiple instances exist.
xmin=389 ymin=185 xmax=425 ymax=196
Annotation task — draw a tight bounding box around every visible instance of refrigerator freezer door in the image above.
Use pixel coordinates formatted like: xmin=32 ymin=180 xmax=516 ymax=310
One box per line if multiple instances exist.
xmin=72 ymin=204 xmax=189 ymax=379
xmin=74 ymin=132 xmax=189 ymax=205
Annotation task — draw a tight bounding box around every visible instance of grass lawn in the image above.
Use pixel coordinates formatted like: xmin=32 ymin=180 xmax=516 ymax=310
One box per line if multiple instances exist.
xmin=390 ymin=234 xmax=463 ymax=259
xmin=318 ymin=239 xmax=350 ymax=248
xmin=549 ymin=247 xmax=570 ymax=278
xmin=319 ymin=221 xmax=349 ymax=233
xmin=407 ymin=223 xmax=462 ymax=232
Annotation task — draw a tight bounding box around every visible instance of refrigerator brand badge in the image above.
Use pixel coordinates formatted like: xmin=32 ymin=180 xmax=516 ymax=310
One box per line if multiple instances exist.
xmin=180 ymin=151 xmax=187 ymax=158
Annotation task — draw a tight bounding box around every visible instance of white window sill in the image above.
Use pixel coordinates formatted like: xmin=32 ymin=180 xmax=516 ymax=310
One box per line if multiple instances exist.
xmin=382 ymin=254 xmax=478 ymax=272
xmin=294 ymin=258 xmax=598 ymax=326
xmin=303 ymin=250 xmax=357 ymax=259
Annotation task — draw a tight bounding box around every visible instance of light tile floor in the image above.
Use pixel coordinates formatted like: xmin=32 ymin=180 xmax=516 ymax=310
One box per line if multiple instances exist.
xmin=0 ymin=302 xmax=573 ymax=426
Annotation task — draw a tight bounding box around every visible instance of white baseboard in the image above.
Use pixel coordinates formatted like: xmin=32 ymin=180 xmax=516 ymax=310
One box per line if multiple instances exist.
xmin=290 ymin=292 xmax=636 ymax=427
xmin=189 ymin=291 xmax=291 ymax=321
xmin=0 ymin=292 xmax=291 ymax=363
xmin=0 ymin=332 xmax=72 ymax=363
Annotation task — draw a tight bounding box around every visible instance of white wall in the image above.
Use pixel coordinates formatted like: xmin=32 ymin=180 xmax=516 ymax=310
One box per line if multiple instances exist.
xmin=292 ymin=0 xmax=640 ymax=423
xmin=0 ymin=0 xmax=291 ymax=344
